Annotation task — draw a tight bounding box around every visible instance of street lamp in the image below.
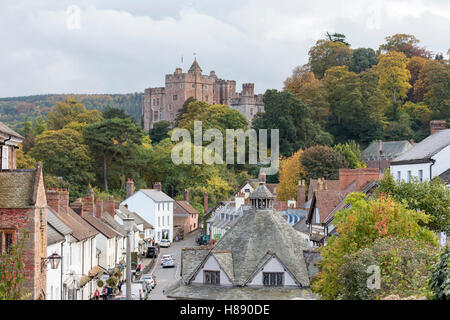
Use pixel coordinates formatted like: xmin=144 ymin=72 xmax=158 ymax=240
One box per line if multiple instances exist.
xmin=41 ymin=252 xmax=62 ymax=271
xmin=123 ymin=216 xmax=135 ymax=301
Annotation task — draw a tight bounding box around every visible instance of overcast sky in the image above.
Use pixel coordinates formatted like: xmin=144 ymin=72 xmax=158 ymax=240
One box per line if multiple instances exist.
xmin=1 ymin=0 xmax=449 ymax=97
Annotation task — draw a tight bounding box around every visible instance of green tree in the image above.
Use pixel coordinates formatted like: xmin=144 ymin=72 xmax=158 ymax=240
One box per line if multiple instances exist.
xmin=300 ymin=145 xmax=349 ymax=180
xmin=308 ymin=39 xmax=353 ymax=79
xmin=338 ymin=237 xmax=438 ymax=299
xmin=102 ymin=106 xmax=132 ymax=120
xmin=429 ymin=245 xmax=450 ymax=300
xmin=375 ymin=170 xmax=450 ymax=233
xmin=0 ymin=231 xmax=30 ymax=300
xmin=333 ymin=141 xmax=365 ymax=169
xmin=31 ymin=128 xmax=94 ymax=199
xmin=175 ymin=96 xmax=197 ymax=126
xmin=84 ymin=118 xmax=144 ymax=192
xmin=312 ymin=193 xmax=438 ymax=299
xmin=325 ymin=32 xmax=350 ymax=46
xmin=349 ymin=48 xmax=378 ymax=74
xmin=149 ymin=120 xmax=171 ymax=144
xmin=253 ymin=90 xmax=333 ymax=157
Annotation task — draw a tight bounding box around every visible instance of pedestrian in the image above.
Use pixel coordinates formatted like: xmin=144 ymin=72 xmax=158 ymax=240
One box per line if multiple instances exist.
xmin=118 ymin=280 xmax=122 ymax=291
xmin=101 ymin=287 xmax=108 ymax=300
xmin=136 ymin=263 xmax=141 ymax=273
xmin=93 ymin=289 xmax=100 ymax=300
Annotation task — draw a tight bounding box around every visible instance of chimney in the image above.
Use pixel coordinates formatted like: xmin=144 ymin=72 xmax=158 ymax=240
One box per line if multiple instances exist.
xmin=184 ymin=189 xmax=189 ymax=202
xmin=430 ymin=120 xmax=446 ymax=134
xmin=203 ymin=192 xmax=208 ymax=213
xmin=104 ymin=196 xmax=116 ymax=218
xmin=126 ymin=178 xmax=134 ymax=198
xmin=83 ymin=188 xmax=95 ymax=215
xmin=70 ymin=198 xmax=84 ymax=215
xmin=296 ymin=180 xmax=306 ymax=208
xmin=153 ymin=182 xmax=162 ymax=191
xmin=95 ymin=198 xmax=104 ymax=218
xmin=46 ymin=188 xmax=61 ymax=213
xmin=258 ymin=171 xmax=266 ymax=183
xmin=60 ymin=189 xmax=69 ymax=213
xmin=377 ymin=140 xmax=383 ymax=161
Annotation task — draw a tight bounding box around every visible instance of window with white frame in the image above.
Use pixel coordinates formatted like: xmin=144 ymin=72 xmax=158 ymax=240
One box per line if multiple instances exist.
xmin=263 ymin=272 xmax=284 ymax=286
xmin=407 ymin=170 xmax=412 ymax=182
xmin=397 ymin=171 xmax=401 ymax=182
xmin=418 ymin=170 xmax=423 ymax=182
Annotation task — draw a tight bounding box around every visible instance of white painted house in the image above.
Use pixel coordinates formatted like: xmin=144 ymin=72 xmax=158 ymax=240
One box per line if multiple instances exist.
xmin=121 ymin=185 xmax=174 ymax=242
xmin=390 ymin=125 xmax=450 ymax=185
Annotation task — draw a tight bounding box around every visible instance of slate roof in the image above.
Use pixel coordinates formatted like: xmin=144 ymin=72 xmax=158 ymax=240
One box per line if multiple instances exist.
xmin=0 ymin=121 xmax=24 ymax=139
xmin=438 ymin=169 xmax=450 ymax=185
xmin=187 ymin=207 xmax=312 ymax=287
xmin=174 ymin=201 xmax=198 ymax=216
xmin=188 ymin=58 xmax=202 ymax=73
xmin=249 ymin=182 xmax=275 ymax=199
xmin=116 ymin=205 xmax=153 ymax=229
xmin=47 ymin=225 xmax=65 ymax=245
xmin=99 ymin=213 xmax=126 ymax=236
xmin=140 ymin=189 xmax=174 ymax=202
xmin=166 ymin=280 xmax=316 ymax=300
xmin=47 ymin=207 xmax=72 ymax=236
xmin=0 ymin=170 xmax=36 ymax=208
xmin=361 ymin=140 xmax=413 ymax=161
xmin=181 ymin=247 xmax=212 ymax=283
xmin=391 ymin=129 xmax=450 ymax=164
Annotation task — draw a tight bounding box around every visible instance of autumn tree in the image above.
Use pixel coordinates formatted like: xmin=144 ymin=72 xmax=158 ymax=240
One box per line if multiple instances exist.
xmin=283 ymin=65 xmax=330 ymax=127
xmin=406 ymin=56 xmax=428 ymax=102
xmin=46 ymin=98 xmax=87 ymax=130
xmin=312 ymin=193 xmax=438 ymax=299
xmin=377 ymin=51 xmax=411 ymax=121
xmin=300 ymin=145 xmax=348 ymax=180
xmin=308 ymin=39 xmax=353 ymax=79
xmin=379 ymin=34 xmax=432 ymax=59
xmin=376 ymin=170 xmax=450 ymax=233
xmin=277 ymin=149 xmax=305 ymax=201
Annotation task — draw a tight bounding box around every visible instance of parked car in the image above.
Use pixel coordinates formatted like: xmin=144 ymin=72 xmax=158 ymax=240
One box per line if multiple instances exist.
xmin=160 ymin=239 xmax=171 ymax=248
xmin=140 ymin=274 xmax=156 ymax=289
xmin=162 ymin=258 xmax=175 ymax=268
xmin=146 ymin=246 xmax=156 ymax=258
xmin=161 ymin=254 xmax=173 ymax=265
xmin=113 ymin=295 xmax=127 ymax=300
xmin=119 ymin=283 xmax=146 ymax=300
xmin=196 ymin=234 xmax=210 ymax=245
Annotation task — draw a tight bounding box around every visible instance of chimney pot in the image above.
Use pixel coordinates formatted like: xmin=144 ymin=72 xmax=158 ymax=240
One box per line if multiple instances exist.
xmin=184 ymin=189 xmax=189 ymax=202
xmin=153 ymin=182 xmax=162 ymax=191
xmin=430 ymin=120 xmax=446 ymax=134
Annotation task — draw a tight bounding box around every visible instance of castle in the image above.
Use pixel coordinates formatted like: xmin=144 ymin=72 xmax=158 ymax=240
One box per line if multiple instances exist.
xmin=141 ymin=59 xmax=264 ymax=130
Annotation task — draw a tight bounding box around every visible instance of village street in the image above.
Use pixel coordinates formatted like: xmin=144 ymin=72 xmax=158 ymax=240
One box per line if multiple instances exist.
xmin=145 ymin=229 xmax=200 ymax=300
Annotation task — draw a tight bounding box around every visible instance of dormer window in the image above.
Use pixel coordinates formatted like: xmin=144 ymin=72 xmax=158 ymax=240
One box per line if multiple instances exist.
xmin=263 ymin=272 xmax=283 ymax=286
xmin=204 ymin=270 xmax=220 ymax=285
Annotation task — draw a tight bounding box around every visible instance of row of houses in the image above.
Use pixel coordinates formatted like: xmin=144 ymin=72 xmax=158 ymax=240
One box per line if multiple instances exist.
xmin=0 ymin=121 xmax=200 ymax=300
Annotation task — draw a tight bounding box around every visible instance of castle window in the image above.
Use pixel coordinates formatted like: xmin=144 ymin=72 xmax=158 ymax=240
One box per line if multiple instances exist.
xmin=168 ymin=104 xmax=172 ymax=111
xmin=204 ymin=270 xmax=220 ymax=285
xmin=179 ymin=83 xmax=183 ymax=88
xmin=153 ymin=111 xmax=159 ymax=121
xmin=173 ymin=95 xmax=178 ymax=101
xmin=192 ymin=83 xmax=195 ymax=88
xmin=263 ymin=272 xmax=284 ymax=286
xmin=170 ymin=113 xmax=174 ymax=120
xmin=156 ymin=98 xmax=160 ymax=105
xmin=169 ymin=84 xmax=173 ymax=89
xmin=152 ymin=99 xmax=156 ymax=106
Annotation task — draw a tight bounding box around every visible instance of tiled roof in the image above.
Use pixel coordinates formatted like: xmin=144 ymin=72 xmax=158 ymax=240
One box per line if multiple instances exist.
xmin=81 ymin=213 xmax=119 ymax=239
xmin=308 ymin=179 xmax=340 ymax=200
xmin=0 ymin=170 xmax=36 ymax=208
xmin=57 ymin=206 xmax=98 ymax=241
xmin=361 ymin=141 xmax=413 ymax=161
xmin=0 ymin=121 xmax=24 ymax=139
xmin=140 ymin=189 xmax=174 ymax=202
xmin=392 ymin=129 xmax=450 ymax=164
xmin=174 ymin=201 xmax=198 ymax=215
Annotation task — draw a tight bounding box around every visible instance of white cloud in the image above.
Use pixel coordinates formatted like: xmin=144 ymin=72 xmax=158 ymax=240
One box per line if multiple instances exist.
xmin=0 ymin=0 xmax=448 ymax=97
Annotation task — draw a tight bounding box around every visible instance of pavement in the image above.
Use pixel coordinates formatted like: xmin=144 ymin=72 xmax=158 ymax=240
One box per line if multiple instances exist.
xmin=141 ymin=229 xmax=200 ymax=300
